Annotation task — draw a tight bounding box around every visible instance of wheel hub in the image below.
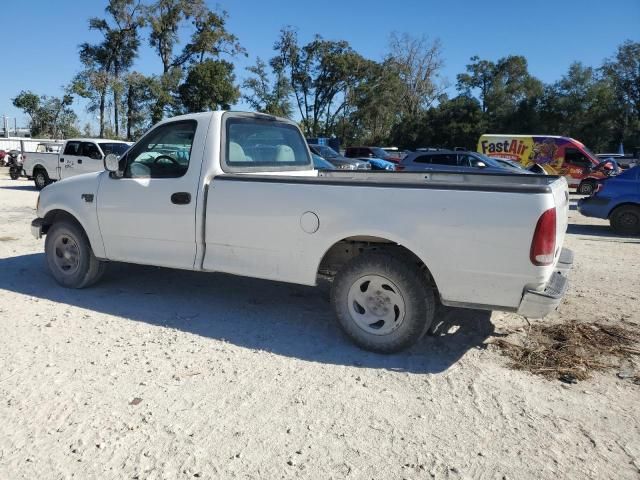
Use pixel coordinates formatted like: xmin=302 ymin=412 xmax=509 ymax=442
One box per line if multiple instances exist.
xmin=53 ymin=234 xmax=80 ymax=275
xmin=347 ymin=275 xmax=406 ymax=336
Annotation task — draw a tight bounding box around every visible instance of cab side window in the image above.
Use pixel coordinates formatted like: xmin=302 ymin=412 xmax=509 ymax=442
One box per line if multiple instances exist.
xmin=429 ymin=154 xmax=459 ymax=166
xmin=413 ymin=155 xmax=432 ymax=164
xmin=81 ymin=142 xmax=102 ymax=160
xmin=123 ymin=120 xmax=196 ymax=179
xmin=63 ymin=141 xmax=81 ymax=156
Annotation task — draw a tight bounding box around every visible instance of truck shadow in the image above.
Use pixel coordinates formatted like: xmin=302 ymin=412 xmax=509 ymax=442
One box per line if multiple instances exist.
xmin=0 ymin=185 xmax=36 ymax=191
xmin=567 ymin=223 xmax=640 ymax=241
xmin=0 ymin=253 xmax=495 ymax=374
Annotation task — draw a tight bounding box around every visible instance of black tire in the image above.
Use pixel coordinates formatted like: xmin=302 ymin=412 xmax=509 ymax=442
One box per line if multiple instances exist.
xmin=34 ymin=169 xmax=49 ymax=190
xmin=577 ymin=180 xmax=596 ymax=195
xmin=45 ymin=220 xmax=106 ymax=288
xmin=610 ymin=205 xmax=640 ymax=236
xmin=9 ymin=167 xmax=20 ymax=180
xmin=331 ymin=252 xmax=435 ymax=353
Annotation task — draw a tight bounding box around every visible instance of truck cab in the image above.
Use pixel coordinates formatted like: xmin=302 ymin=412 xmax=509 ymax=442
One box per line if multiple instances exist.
xmin=23 ymin=138 xmax=130 ymax=190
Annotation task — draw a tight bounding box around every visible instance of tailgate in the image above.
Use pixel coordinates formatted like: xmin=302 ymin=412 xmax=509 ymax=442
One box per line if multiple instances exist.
xmin=550 ymin=176 xmax=569 ymax=263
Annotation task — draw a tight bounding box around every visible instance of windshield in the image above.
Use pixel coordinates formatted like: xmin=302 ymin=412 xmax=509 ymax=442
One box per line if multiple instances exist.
xmin=100 ymin=142 xmax=130 ymax=156
xmin=313 ymin=145 xmax=339 ymax=158
xmin=582 ymin=145 xmax=599 ymax=161
xmin=475 ymin=153 xmax=504 ymax=168
xmin=371 ymin=147 xmax=390 ymax=158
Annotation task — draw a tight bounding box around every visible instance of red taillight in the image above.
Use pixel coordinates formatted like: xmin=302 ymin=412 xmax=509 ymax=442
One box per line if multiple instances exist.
xmin=530 ymin=208 xmax=556 ymax=266
xmin=395 ymin=164 xmax=405 ymax=171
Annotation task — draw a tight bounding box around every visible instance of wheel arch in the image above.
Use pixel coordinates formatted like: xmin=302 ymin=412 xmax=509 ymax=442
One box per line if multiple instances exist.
xmin=608 ymin=201 xmax=640 ymax=218
xmin=42 ymin=209 xmax=85 ymax=235
xmin=316 ymin=235 xmax=440 ymax=296
xmin=40 ymin=209 xmax=105 ymax=259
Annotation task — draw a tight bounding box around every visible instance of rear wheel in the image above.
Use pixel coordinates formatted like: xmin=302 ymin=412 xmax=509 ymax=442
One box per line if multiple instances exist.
xmin=45 ymin=220 xmax=106 ymax=288
xmin=578 ymin=180 xmax=596 ymax=195
xmin=9 ymin=167 xmax=20 ymax=180
xmin=331 ymin=252 xmax=434 ymax=353
xmin=34 ymin=169 xmax=49 ymax=190
xmin=610 ymin=205 xmax=640 ymax=235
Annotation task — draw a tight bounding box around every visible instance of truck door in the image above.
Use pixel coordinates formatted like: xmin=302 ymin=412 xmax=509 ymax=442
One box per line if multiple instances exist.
xmin=96 ymin=119 xmax=202 ymax=269
xmin=59 ymin=141 xmax=81 ymax=179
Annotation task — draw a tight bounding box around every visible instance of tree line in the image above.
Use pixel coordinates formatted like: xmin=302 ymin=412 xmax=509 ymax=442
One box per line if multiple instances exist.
xmin=11 ymin=0 xmax=640 ymax=153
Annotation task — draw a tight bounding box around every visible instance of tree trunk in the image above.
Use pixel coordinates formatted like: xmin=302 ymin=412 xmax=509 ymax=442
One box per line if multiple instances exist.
xmin=114 ymin=63 xmax=120 ymax=138
xmin=126 ymin=83 xmax=134 ymax=141
xmin=99 ymin=90 xmax=106 ymax=138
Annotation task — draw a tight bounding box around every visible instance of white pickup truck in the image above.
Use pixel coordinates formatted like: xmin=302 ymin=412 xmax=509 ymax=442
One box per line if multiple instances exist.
xmin=32 ymin=112 xmax=573 ymax=352
xmin=22 ymin=138 xmax=130 ymax=190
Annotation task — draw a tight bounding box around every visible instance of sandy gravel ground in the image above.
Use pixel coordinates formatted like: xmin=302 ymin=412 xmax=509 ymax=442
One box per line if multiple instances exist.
xmin=0 ymin=172 xmax=638 ymax=480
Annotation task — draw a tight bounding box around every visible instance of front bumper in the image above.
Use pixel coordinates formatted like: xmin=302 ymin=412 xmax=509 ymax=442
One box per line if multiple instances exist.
xmin=577 ymin=196 xmax=609 ymax=219
xmin=517 ymin=248 xmax=573 ymax=318
xmin=31 ymin=218 xmax=44 ymax=239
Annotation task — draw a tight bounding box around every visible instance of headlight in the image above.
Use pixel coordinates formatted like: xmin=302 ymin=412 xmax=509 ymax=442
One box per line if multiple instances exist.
xmin=340 ymin=164 xmax=356 ymax=170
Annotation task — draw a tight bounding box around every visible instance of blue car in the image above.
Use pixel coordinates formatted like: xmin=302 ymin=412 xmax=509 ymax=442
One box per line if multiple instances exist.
xmin=578 ymin=166 xmax=640 ymax=235
xmin=364 ymin=157 xmax=396 ymax=171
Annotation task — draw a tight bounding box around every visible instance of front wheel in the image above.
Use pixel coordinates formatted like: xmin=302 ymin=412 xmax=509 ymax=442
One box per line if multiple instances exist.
xmin=45 ymin=220 xmax=106 ymax=288
xmin=33 ymin=169 xmax=50 ymax=190
xmin=9 ymin=166 xmax=20 ymax=180
xmin=577 ymin=180 xmax=596 ymax=195
xmin=331 ymin=252 xmax=435 ymax=353
xmin=610 ymin=205 xmax=640 ymax=236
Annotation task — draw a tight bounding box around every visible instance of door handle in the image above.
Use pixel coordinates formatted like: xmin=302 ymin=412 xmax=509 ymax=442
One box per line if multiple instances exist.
xmin=77 ymin=159 xmax=83 ymax=164
xmin=171 ymin=192 xmax=191 ymax=205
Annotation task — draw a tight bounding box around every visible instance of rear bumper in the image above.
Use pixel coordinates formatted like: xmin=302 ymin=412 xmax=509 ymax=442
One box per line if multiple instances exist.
xmin=516 ymin=248 xmax=573 ymax=318
xmin=31 ymin=218 xmax=44 ymax=239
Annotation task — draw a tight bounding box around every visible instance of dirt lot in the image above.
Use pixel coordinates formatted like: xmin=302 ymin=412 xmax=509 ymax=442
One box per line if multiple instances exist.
xmin=0 ymin=172 xmax=638 ymax=480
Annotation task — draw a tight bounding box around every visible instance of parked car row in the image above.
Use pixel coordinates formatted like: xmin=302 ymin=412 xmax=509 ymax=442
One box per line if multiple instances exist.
xmin=311 ymin=144 xmax=532 ymax=174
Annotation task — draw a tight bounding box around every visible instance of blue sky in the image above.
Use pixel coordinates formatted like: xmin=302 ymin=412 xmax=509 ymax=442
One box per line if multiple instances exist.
xmin=0 ymin=0 xmax=638 ymax=129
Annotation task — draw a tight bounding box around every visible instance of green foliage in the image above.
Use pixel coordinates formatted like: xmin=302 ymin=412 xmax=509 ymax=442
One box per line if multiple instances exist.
xmin=12 ymin=91 xmax=79 ymax=138
xmin=457 ymin=55 xmax=544 ymax=132
xmin=72 ymin=0 xmax=142 ymax=137
xmin=124 ymin=72 xmax=155 ymax=139
xmin=272 ymin=28 xmax=371 ymax=136
xmin=14 ymin=0 xmax=640 ymax=155
xmin=600 ymin=40 xmax=640 ymax=149
xmin=145 ymin=0 xmax=243 ymax=120
xmin=242 ymin=57 xmax=293 ymax=118
xmin=178 ymin=60 xmax=239 ymax=112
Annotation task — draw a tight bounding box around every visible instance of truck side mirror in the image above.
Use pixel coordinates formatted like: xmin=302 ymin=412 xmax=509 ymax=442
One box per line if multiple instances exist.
xmin=104 ymin=154 xmax=120 ymax=174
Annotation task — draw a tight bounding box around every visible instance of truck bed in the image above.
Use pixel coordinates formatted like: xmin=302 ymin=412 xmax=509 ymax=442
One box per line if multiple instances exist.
xmin=205 ymin=170 xmax=569 ymax=311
